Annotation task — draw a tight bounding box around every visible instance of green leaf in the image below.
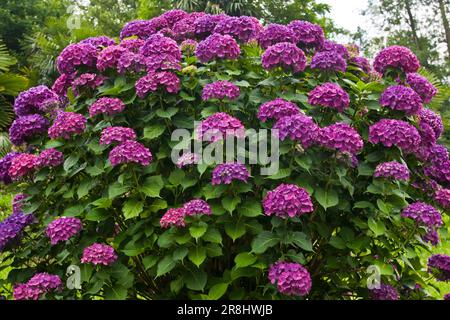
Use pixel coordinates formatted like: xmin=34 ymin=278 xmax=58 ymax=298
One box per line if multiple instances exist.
xmin=234 ymin=253 xmax=257 ymax=268
xmin=104 ymin=285 xmax=128 ymax=300
xmin=203 ymin=227 xmax=222 ymax=244
xmin=64 ymin=154 xmax=79 ymax=172
xmin=156 ymin=107 xmax=178 ymax=119
xmin=142 ymin=256 xmax=158 ymax=270
xmin=108 ymin=182 xmax=129 ymax=199
xmin=189 ymin=224 xmax=208 ymax=241
xmin=288 ymin=232 xmax=313 ymax=252
xmin=354 ymin=201 xmax=375 ymax=209
xmin=92 ymin=198 xmax=112 ymax=209
xmin=221 ymin=196 xmax=241 ymax=214
xmin=239 ymin=200 xmax=262 ymax=217
xmin=368 ymin=217 xmax=386 ymax=237
xmin=148 ymin=199 xmax=167 ymax=213
xmin=267 ymin=168 xmax=292 ymax=180
xmin=141 ymin=175 xmax=164 ymax=198
xmin=208 ymin=283 xmax=229 ymax=300
xmin=77 ymin=179 xmax=95 ymax=199
xmin=156 ymin=256 xmax=176 ymax=277
xmin=251 ymin=231 xmax=280 ymax=254
xmin=173 ymin=247 xmax=189 ymax=261
xmin=168 ymin=169 xmax=186 ymax=186
xmin=329 ymin=236 xmax=346 ymax=249
xmin=188 ymin=246 xmax=207 ymax=268
xmin=184 ymin=269 xmax=207 ymax=291
xmin=122 ymin=200 xmax=144 ymax=219
xmin=314 ymin=188 xmax=339 ymax=210
xmin=224 ymin=221 xmax=246 ymax=242
xmin=144 ymin=124 xmax=166 ymax=140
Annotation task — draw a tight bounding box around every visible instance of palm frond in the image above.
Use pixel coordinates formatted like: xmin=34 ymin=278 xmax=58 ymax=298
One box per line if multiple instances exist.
xmin=0 ymin=132 xmax=11 ymax=158
xmin=418 ymin=67 xmax=450 ymax=111
xmin=0 ymin=41 xmax=17 ymax=73
xmin=0 ymin=73 xmax=29 ymax=96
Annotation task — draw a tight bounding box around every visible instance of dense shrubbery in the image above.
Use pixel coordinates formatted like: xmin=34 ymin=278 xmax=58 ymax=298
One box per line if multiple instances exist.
xmin=0 ymin=10 xmax=449 ymax=300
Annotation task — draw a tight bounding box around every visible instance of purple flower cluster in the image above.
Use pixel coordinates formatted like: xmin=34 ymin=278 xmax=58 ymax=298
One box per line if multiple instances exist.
xmin=406 ymin=73 xmax=437 ymax=104
xmin=418 ymin=108 xmax=443 ymax=141
xmin=369 ymin=283 xmax=399 ymax=300
xmin=12 ymin=193 xmax=27 ymax=213
xmin=117 ymin=51 xmax=146 ymax=74
xmin=120 ymin=18 xmax=167 ymax=40
xmin=351 ymin=56 xmax=372 ymax=74
xmin=160 ymin=208 xmax=186 ymax=229
xmin=14 ymin=85 xmax=60 ymax=116
xmin=195 ymin=33 xmax=241 ymax=63
xmin=308 ymin=83 xmax=350 ymax=112
xmin=140 ymin=34 xmax=181 ymax=72
xmin=160 ymin=9 xmax=188 ymax=27
xmin=311 ymin=51 xmax=347 ymax=72
xmin=422 ymin=228 xmax=440 ymax=246
xmin=445 ymin=293 xmax=450 ymax=300
xmin=263 ymin=184 xmax=313 ymax=218
xmin=56 ymin=43 xmax=98 ymax=74
xmin=435 ymin=189 xmax=450 ymax=209
xmin=288 ymin=20 xmax=324 ymax=50
xmin=369 ymin=119 xmax=421 ymax=154
xmin=212 ymin=163 xmax=249 ymax=185
xmin=374 ymin=162 xmax=410 ymax=181
xmin=183 ymin=199 xmax=211 ymax=216
xmin=89 ymin=97 xmax=126 ymax=118
xmin=202 ymin=81 xmax=240 ymax=101
xmin=48 ymin=111 xmax=86 ymax=140
xmin=81 ymin=243 xmax=118 ymax=266
xmin=109 ymin=140 xmax=152 ymax=167
xmin=52 ymin=73 xmax=75 ymax=97
xmin=0 ymin=211 xmax=34 ymax=252
xmin=36 ymin=148 xmax=64 ymax=168
xmin=100 ymin=127 xmax=137 ymax=145
xmin=268 ymin=261 xmax=312 ymax=296
xmin=180 ymin=39 xmax=198 ymax=54
xmin=0 ymin=152 xmax=20 ymax=184
xmin=261 ymin=42 xmax=307 ymax=74
xmin=197 ymin=112 xmax=245 ymax=142
xmin=258 ymin=24 xmax=296 ymax=49
xmin=401 ymin=202 xmax=442 ymax=227
xmin=373 ymin=45 xmax=420 ymax=74
xmin=135 ymin=71 xmax=180 ymax=98
xmin=8 ymin=153 xmax=38 ymax=180
xmin=213 ymin=16 xmax=261 ymax=43
xmin=72 ymin=73 xmax=106 ymax=95
xmin=176 ymin=152 xmax=200 ymax=168
xmin=257 ymin=98 xmax=300 ymax=122
xmin=46 ymin=217 xmax=83 ymax=245
xmin=380 ymin=85 xmax=422 ymax=115
xmin=194 ymin=14 xmax=227 ymax=38
xmin=273 ymin=114 xmax=319 ymax=149
xmin=320 ymin=40 xmax=350 ymax=59
xmin=79 ymin=36 xmax=116 ymax=49
xmin=9 ymin=114 xmax=50 ymax=146
xmin=120 ymin=39 xmax=145 ymax=53
xmin=96 ymin=45 xmax=128 ymax=71
xmin=13 ymin=273 xmax=62 ymax=300
xmin=317 ymin=123 xmax=363 ymax=154
xmin=427 ymin=254 xmax=450 ymax=281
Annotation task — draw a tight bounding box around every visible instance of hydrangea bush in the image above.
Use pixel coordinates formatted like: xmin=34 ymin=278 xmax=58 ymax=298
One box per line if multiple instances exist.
xmin=0 ymin=10 xmax=449 ymax=300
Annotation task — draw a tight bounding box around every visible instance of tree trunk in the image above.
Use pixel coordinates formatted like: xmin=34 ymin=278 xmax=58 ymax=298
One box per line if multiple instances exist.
xmin=438 ymin=0 xmax=450 ymax=60
xmin=402 ymin=0 xmax=429 ymax=66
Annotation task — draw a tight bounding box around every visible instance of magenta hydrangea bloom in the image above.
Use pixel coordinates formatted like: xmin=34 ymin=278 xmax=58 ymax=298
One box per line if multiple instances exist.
xmin=197 ymin=112 xmax=245 ymax=142
xmin=176 ymin=152 xmax=200 ymax=168
xmin=374 ymin=162 xmax=410 ymax=181
xmin=100 ymin=127 xmax=137 ymax=145
xmin=48 ymin=111 xmax=86 ymax=140
xmin=406 ymin=73 xmax=438 ymax=104
xmin=351 ymin=56 xmax=372 ymax=73
xmin=257 ymin=98 xmax=300 ymax=122
xmin=257 ymin=24 xmax=296 ymax=49
xmin=194 ymin=14 xmax=228 ymax=38
xmin=401 ymin=202 xmax=443 ymax=227
xmin=262 ymin=42 xmax=307 ymax=74
xmin=202 ymin=81 xmax=240 ymax=101
xmin=380 ymin=85 xmax=422 ymax=116
xmin=435 ymin=189 xmax=450 ymax=209
xmin=320 ymin=40 xmax=350 ymax=59
xmin=36 ymin=148 xmax=64 ymax=168
xmin=140 ymin=34 xmax=181 ymax=72
xmin=288 ymin=20 xmax=324 ymax=50
xmin=427 ymin=254 xmax=450 ymax=281
xmin=72 ymin=73 xmax=106 ymax=95
xmin=268 ymin=261 xmax=312 ymax=296
xmin=13 ymin=85 xmax=60 ymax=116
xmin=160 ymin=208 xmax=186 ymax=228
xmin=213 ymin=16 xmax=261 ymax=43
xmin=46 ymin=217 xmax=83 ymax=245
xmin=369 ymin=119 xmax=421 ymax=154
xmin=117 ymin=51 xmax=147 ymax=74
xmin=274 ymin=114 xmax=319 ymax=149
xmin=52 ymin=73 xmax=75 ymax=97
xmin=9 ymin=115 xmax=50 ymax=146
xmin=422 ymin=228 xmax=440 ymax=246
xmin=369 ymin=283 xmax=399 ymax=300
xmin=96 ymin=45 xmax=128 ymax=71
xmin=8 ymin=154 xmax=37 ymax=181
xmin=79 ymin=36 xmax=116 ymax=49
xmin=311 ymin=51 xmax=347 ymax=72
xmin=81 ymin=243 xmax=118 ymax=266
xmin=0 ymin=211 xmax=35 ymax=252
xmin=180 ymin=39 xmax=198 ymax=54
xmin=195 ymin=33 xmax=241 ymax=63
xmin=89 ymin=97 xmax=126 ymax=118
xmin=317 ymin=123 xmax=363 ymax=155
xmin=13 ymin=273 xmax=62 ymax=300
xmin=160 ymin=9 xmax=188 ymax=27
xmin=119 ymin=38 xmax=145 ymax=53
xmin=0 ymin=152 xmax=21 ymax=185
xmin=444 ymin=293 xmax=450 ymax=300
xmin=263 ymin=184 xmax=314 ymax=218
xmin=120 ymin=18 xmax=168 ymax=40
xmin=212 ymin=163 xmax=250 ymax=185
xmin=12 ymin=193 xmax=27 ymax=214
xmin=56 ymin=43 xmax=98 ymax=74
xmin=308 ymin=83 xmax=350 ymax=112
xmin=418 ymin=108 xmax=443 ymax=141
xmin=172 ymin=16 xmax=196 ymax=41
xmin=135 ymin=71 xmax=180 ymax=98
xmin=183 ymin=199 xmax=211 ymax=216
xmin=109 ymin=140 xmax=152 ymax=167
xmin=373 ymin=45 xmax=420 ymax=74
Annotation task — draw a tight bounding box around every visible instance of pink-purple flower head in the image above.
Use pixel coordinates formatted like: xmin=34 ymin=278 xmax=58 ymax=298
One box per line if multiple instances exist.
xmin=109 ymin=140 xmax=152 ymax=167
xmin=202 ymin=81 xmax=240 ymax=101
xmin=13 ymin=273 xmax=62 ymax=300
xmin=46 ymin=217 xmax=83 ymax=245
xmin=418 ymin=108 xmax=443 ymax=141
xmin=0 ymin=152 xmax=21 ymax=185
xmin=89 ymin=97 xmax=126 ymax=118
xmin=160 ymin=9 xmax=189 ymax=27
xmin=369 ymin=119 xmax=421 ymax=154
xmin=374 ymin=162 xmax=410 ymax=181
xmin=427 ymin=254 xmax=450 ymax=281
xmin=14 ymin=85 xmax=60 ymax=116
xmin=52 ymin=73 xmax=75 ymax=97
xmin=369 ymin=283 xmax=399 ymax=300
xmin=320 ymin=40 xmax=350 ymax=59
xmin=48 ymin=111 xmax=86 ymax=140
xmin=183 ymin=199 xmax=211 ymax=216
xmin=177 ymin=152 xmax=200 ymax=169
xmin=308 ymin=83 xmax=350 ymax=112
xmin=12 ymin=193 xmax=27 ymax=214
xmin=135 ymin=71 xmax=180 ymax=98
xmin=195 ymin=33 xmax=241 ymax=63
xmin=117 ymin=51 xmax=147 ymax=74
xmin=373 ymin=45 xmax=420 ymax=75
xmin=317 ymin=123 xmax=363 ymax=155
xmin=8 ymin=153 xmax=38 ymax=181
xmin=380 ymin=85 xmax=422 ymax=116
xmin=100 ymin=127 xmax=137 ymax=145
xmin=119 ymin=38 xmax=145 ymax=53
xmin=406 ymin=73 xmax=438 ymax=104
xmin=96 ymin=45 xmax=128 ymax=71
xmin=81 ymin=243 xmax=118 ymax=266
xmin=9 ymin=115 xmax=50 ymax=146
xmin=263 ymin=184 xmax=314 ymax=218
xmin=435 ymin=188 xmax=450 ymax=209
xmin=401 ymin=202 xmax=443 ymax=228
xmin=262 ymin=42 xmax=307 ymax=74
xmin=213 ymin=16 xmax=261 ymax=43
xmin=180 ymin=39 xmax=198 ymax=55
xmin=268 ymin=261 xmax=312 ymax=296
xmin=274 ymin=114 xmax=319 ymax=149
xmin=194 ymin=14 xmax=228 ymax=39
xmin=71 ymin=73 xmax=107 ymax=96
xmin=422 ymin=228 xmax=440 ymax=246
xmin=258 ymin=98 xmax=300 ymax=122
xmin=257 ymin=24 xmax=296 ymax=50
xmin=140 ymin=34 xmax=181 ymax=72
xmin=288 ymin=20 xmax=324 ymax=50
xmin=120 ymin=18 xmax=167 ymax=40
xmin=351 ymin=56 xmax=372 ymax=74
xmin=211 ymin=163 xmax=250 ymax=185
xmin=160 ymin=208 xmax=186 ymax=229
xmin=196 ymin=112 xmax=245 ymax=143
xmin=311 ymin=51 xmax=347 ymax=73
xmin=0 ymin=211 xmax=35 ymax=252
xmin=56 ymin=43 xmax=98 ymax=74
xmin=79 ymin=36 xmax=116 ymax=49
xmin=36 ymin=148 xmax=64 ymax=169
